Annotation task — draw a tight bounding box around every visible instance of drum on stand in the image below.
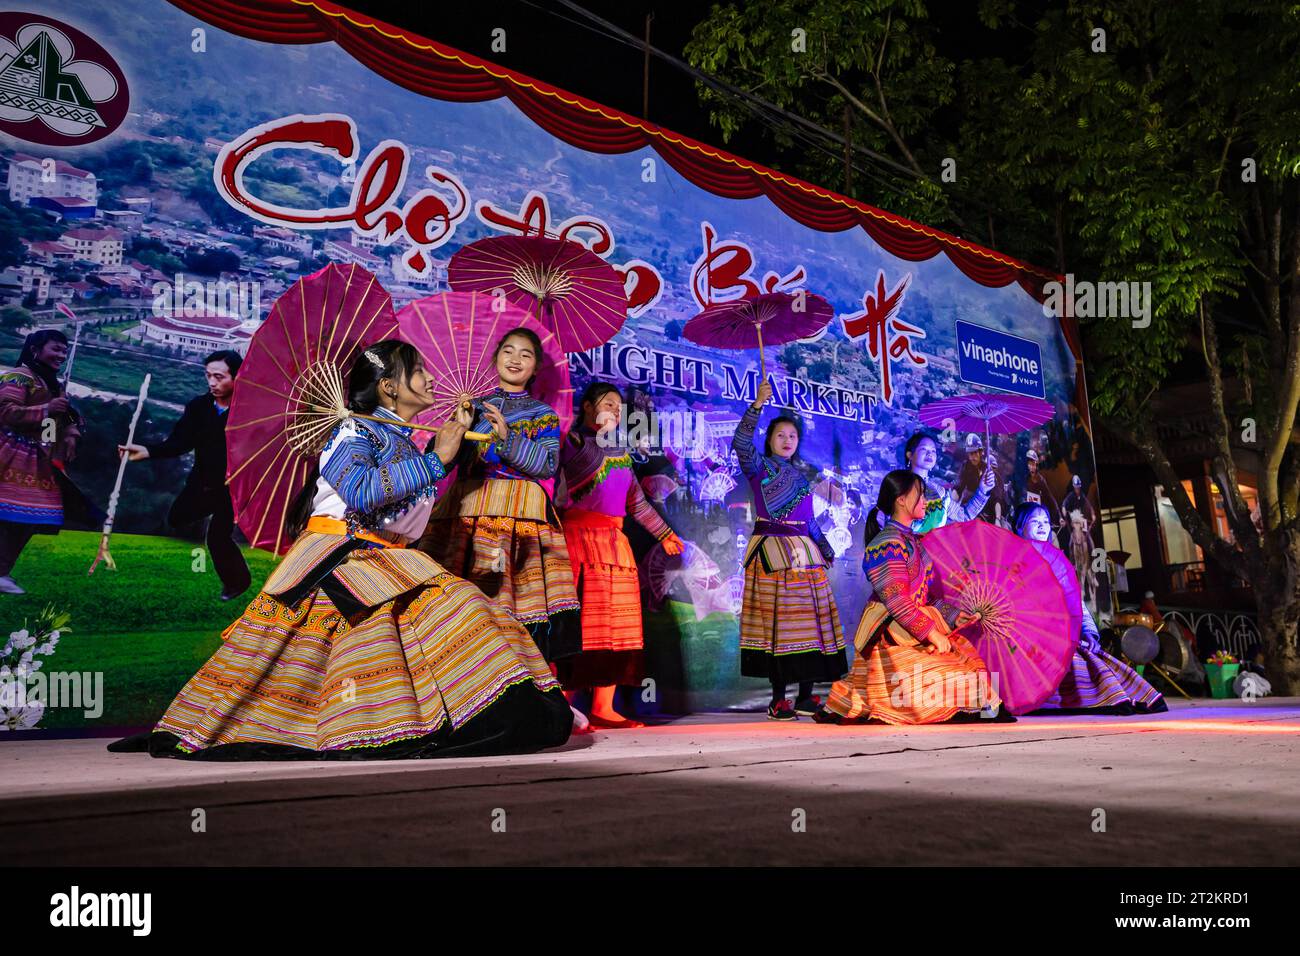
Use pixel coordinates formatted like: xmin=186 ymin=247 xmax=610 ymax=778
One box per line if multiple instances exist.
xmin=1120 ymin=625 xmax=1160 ymax=664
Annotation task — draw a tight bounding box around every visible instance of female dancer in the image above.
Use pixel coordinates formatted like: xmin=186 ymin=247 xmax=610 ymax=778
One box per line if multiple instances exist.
xmin=817 ymin=469 xmax=1007 ymax=725
xmin=0 ymin=330 xmax=101 ymax=594
xmin=557 ymin=381 xmax=684 ymax=728
xmin=421 ymin=328 xmax=581 ymax=663
xmin=901 ymin=431 xmax=994 ymax=534
xmin=1014 ymin=503 xmax=1167 ymax=714
xmin=733 ymin=382 xmax=847 ymax=720
xmin=109 ymin=340 xmax=571 ymax=759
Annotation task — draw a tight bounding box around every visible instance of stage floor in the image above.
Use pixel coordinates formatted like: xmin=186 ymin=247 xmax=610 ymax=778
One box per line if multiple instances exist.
xmin=4 ymin=697 xmax=1298 ymax=866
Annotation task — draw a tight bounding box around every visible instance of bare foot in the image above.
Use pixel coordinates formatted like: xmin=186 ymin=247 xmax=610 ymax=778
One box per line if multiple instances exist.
xmin=589 ymin=711 xmax=646 ymax=729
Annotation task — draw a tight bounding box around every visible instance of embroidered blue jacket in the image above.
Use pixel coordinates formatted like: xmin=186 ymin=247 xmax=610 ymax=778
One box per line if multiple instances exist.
xmin=320 ymin=409 xmax=446 ymax=532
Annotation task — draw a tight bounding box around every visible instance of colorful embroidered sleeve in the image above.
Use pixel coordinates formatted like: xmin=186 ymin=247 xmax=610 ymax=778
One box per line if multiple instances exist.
xmin=559 ymin=429 xmax=605 ymax=497
xmin=627 ymin=471 xmax=672 ymax=540
xmin=948 ymin=481 xmax=988 ymax=523
xmin=863 ymin=528 xmax=937 ymax=643
xmin=497 ymin=413 xmax=559 ymax=479
xmin=0 ymin=372 xmax=49 ymax=429
xmin=321 ymin=428 xmax=446 ymax=515
xmin=1080 ymin=602 xmax=1101 ymax=649
xmin=731 ymin=404 xmax=763 ymax=479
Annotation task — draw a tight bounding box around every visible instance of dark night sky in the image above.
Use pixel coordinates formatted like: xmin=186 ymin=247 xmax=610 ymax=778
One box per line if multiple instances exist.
xmin=334 ymin=1 xmax=1014 ymax=230
xmin=341 ymin=1 xmax=738 ymax=143
xmin=335 ymin=1 xmax=985 ymax=186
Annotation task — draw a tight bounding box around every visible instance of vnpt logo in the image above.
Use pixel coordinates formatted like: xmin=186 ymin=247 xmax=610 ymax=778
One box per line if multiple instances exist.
xmin=49 ymin=886 xmax=151 ymax=936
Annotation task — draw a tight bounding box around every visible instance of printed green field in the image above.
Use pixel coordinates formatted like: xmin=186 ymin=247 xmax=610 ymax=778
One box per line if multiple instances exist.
xmin=2 ymin=530 xmax=275 ymax=635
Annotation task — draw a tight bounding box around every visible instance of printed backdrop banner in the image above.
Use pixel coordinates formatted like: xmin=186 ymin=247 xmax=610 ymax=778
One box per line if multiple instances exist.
xmin=0 ymin=0 xmax=1099 ymax=726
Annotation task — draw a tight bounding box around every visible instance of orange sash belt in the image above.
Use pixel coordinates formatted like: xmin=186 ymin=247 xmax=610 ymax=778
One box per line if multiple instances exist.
xmin=305 ymin=515 xmax=408 ymax=548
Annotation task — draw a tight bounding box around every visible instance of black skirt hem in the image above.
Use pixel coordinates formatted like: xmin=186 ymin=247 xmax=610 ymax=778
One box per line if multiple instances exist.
xmin=555 ymin=649 xmax=644 ymax=689
xmin=106 ymin=685 xmax=573 ymax=761
xmin=1028 ymin=697 xmax=1168 ymax=717
xmin=741 ymin=648 xmax=849 ymax=684
xmin=528 ymin=608 xmax=582 ymax=662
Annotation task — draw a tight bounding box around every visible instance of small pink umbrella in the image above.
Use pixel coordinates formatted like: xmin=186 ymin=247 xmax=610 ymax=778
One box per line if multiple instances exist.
xmin=397 ymin=291 xmax=574 ymax=437
xmin=682 ymin=291 xmax=832 ymax=380
xmin=918 ymin=392 xmax=1054 ymax=455
xmin=447 ymin=235 xmax=628 ymax=352
xmin=924 ymin=520 xmax=1076 ymax=714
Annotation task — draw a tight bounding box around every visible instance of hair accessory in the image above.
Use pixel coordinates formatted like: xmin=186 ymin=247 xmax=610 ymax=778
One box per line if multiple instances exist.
xmin=363 ymin=349 xmax=385 ymax=372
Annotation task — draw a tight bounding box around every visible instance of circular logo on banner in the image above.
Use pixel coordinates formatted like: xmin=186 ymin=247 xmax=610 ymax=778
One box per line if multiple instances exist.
xmin=0 ymin=12 xmax=128 ymax=146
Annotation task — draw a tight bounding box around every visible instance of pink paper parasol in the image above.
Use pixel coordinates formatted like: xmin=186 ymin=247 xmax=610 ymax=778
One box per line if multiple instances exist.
xmin=918 ymin=392 xmax=1054 ymax=454
xmin=1028 ymin=538 xmax=1084 ymax=645
xmin=397 ymin=291 xmax=574 ymax=437
xmin=447 ymin=235 xmax=628 ymax=352
xmin=682 ymin=291 xmax=832 ymax=380
xmin=225 ymin=264 xmax=399 ymax=555
xmin=924 ymin=520 xmax=1076 ymax=714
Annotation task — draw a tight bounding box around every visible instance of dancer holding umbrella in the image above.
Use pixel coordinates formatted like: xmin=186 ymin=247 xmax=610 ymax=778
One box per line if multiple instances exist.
xmin=897 ymin=430 xmax=994 ymax=536
xmin=1014 ymin=502 xmax=1166 ymax=715
xmin=733 ymin=381 xmax=847 ymax=720
xmin=418 ymin=326 xmax=582 ymax=665
xmin=109 ymin=265 xmax=570 ymax=760
xmin=428 ymin=235 xmax=632 ymax=657
xmin=817 ymin=470 xmax=1006 ymax=725
xmin=556 ymin=381 xmax=685 ymax=729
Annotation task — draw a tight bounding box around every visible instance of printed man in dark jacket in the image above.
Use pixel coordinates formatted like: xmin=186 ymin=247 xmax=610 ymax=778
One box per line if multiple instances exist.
xmin=119 ymin=350 xmax=250 ymax=600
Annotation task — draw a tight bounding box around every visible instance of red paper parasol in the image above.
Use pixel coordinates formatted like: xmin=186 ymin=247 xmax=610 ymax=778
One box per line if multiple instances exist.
xmin=398 ymin=291 xmax=574 ymax=436
xmin=682 ymin=291 xmax=832 ymax=380
xmin=918 ymin=392 xmax=1054 ymax=455
xmin=447 ymin=235 xmax=628 ymax=352
xmin=224 ymin=264 xmax=469 ymax=555
xmin=924 ymin=520 xmax=1076 ymax=714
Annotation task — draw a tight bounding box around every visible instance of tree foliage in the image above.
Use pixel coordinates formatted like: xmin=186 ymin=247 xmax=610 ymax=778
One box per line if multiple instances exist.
xmin=687 ymin=0 xmax=1300 ymax=687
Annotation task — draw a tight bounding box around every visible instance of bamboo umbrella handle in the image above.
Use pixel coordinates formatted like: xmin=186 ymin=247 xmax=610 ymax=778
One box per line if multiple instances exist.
xmin=755 ymin=321 xmax=766 ymax=382
xmin=347 ymin=412 xmax=492 ymax=442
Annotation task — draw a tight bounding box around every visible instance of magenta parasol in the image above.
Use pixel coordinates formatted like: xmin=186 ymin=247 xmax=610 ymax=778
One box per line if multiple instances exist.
xmin=924 ymin=520 xmax=1076 ymax=714
xmin=682 ymin=291 xmax=832 ymax=380
xmin=918 ymin=392 xmax=1054 ymax=455
xmin=447 ymin=235 xmax=628 ymax=352
xmin=397 ymin=290 xmax=574 ymax=438
xmin=225 ymin=264 xmax=400 ymax=554
xmin=1028 ymin=538 xmax=1084 ymax=646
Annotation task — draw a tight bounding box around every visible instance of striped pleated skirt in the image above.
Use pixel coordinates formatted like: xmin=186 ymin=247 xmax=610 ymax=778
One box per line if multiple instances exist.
xmin=825 ymin=602 xmax=1000 ymax=724
xmin=739 ymin=533 xmax=847 ymax=683
xmin=1037 ymin=643 xmax=1166 ymax=713
xmin=112 ymin=538 xmax=571 ymax=759
xmin=423 ymin=479 xmax=581 ymax=661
